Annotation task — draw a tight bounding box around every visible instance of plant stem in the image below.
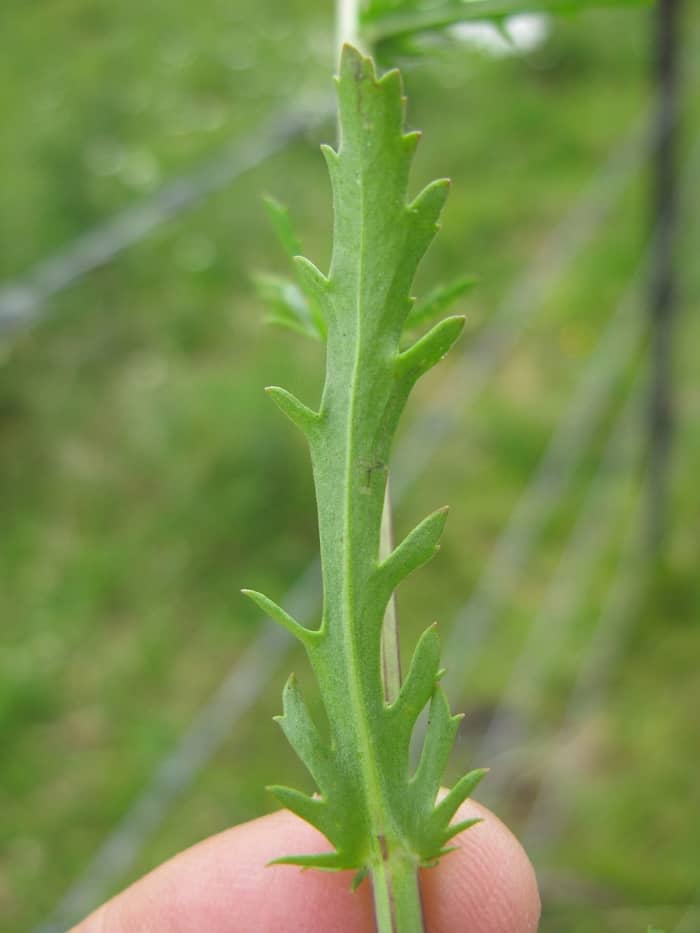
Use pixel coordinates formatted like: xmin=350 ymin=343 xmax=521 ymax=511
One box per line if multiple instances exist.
xmin=371 ymin=850 xmax=426 ymax=933
xmin=336 ymin=0 xmax=362 ymax=54
xmin=380 ymin=479 xmax=402 ymax=703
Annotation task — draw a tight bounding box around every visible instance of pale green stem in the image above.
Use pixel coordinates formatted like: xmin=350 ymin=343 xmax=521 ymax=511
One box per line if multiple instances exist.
xmin=336 ymin=0 xmax=363 ymax=55
xmin=371 ymin=849 xmax=426 ymax=933
xmin=380 ymin=478 xmax=402 ymax=704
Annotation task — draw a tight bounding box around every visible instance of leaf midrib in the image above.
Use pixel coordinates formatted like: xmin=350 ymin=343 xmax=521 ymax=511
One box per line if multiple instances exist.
xmin=339 ymin=90 xmax=389 ymax=852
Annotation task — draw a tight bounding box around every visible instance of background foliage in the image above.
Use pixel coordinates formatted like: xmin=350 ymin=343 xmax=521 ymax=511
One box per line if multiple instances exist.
xmin=0 ymin=1 xmax=698 ymax=931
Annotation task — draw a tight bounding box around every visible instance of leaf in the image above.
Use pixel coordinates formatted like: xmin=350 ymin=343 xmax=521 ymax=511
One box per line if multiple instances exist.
xmin=373 ymin=507 xmax=449 ymax=610
xmin=255 ymin=197 xmax=327 ymax=340
xmin=432 ymin=768 xmax=489 ymax=827
xmin=411 ymin=687 xmax=463 ymax=809
xmin=263 ymin=195 xmax=303 ymax=258
xmin=397 ymin=315 xmax=466 ymax=383
xmin=269 ymin=850 xmax=359 ymax=870
xmin=247 ymin=44 xmax=482 ymax=880
xmin=274 ymin=674 xmax=332 ymax=789
xmin=442 ymin=816 xmax=483 ymax=843
xmin=405 ymin=275 xmax=477 ymax=331
xmin=362 ymin=0 xmax=653 ymax=48
xmin=268 ymin=785 xmax=334 ymax=838
xmin=389 ymin=623 xmax=441 ymax=722
xmin=253 ymin=272 xmax=320 ymax=339
xmin=264 ymin=385 xmax=320 ymax=439
xmin=241 ymin=589 xmax=320 ymax=645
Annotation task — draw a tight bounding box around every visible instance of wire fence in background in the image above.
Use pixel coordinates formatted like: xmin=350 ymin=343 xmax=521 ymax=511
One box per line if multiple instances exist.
xmin=507 ymin=129 xmax=700 ymax=917
xmin=492 ymin=131 xmax=700 ymax=926
xmin=472 ymin=374 xmax=646 ymax=803
xmin=0 ymin=100 xmax=331 ymax=334
xmin=439 ymin=262 xmax=646 ymax=699
xmin=519 ymin=500 xmax=645 ymax=854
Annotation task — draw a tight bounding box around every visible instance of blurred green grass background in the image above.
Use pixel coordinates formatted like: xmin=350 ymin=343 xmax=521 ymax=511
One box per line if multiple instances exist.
xmin=1 ymin=2 xmax=699 ymax=931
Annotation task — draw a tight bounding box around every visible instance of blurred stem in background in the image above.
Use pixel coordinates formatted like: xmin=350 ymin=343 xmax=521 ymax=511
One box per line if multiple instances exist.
xmin=337 ymin=0 xmax=362 ymax=52
xmin=648 ymin=0 xmax=682 ymax=554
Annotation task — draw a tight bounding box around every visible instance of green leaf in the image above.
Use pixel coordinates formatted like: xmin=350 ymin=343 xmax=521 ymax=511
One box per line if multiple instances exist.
xmin=241 ymin=589 xmax=320 ymax=646
xmin=432 ymin=768 xmax=489 ymax=829
xmin=253 ymin=272 xmax=321 ymax=339
xmin=269 ymin=850 xmax=358 ymax=870
xmin=397 ymin=315 xmax=466 ymax=383
xmin=388 ymin=623 xmax=441 ymax=726
xmin=246 ymin=44 xmax=482 ymax=878
xmin=255 ymin=197 xmax=328 ymax=340
xmin=263 ymin=195 xmax=303 ymax=259
xmin=274 ymin=674 xmax=332 ymax=789
xmin=363 ymin=0 xmax=653 ymax=47
xmin=372 ymin=507 xmax=449 ymax=614
xmin=411 ymin=687 xmax=463 ymax=810
xmin=268 ymin=785 xmax=334 ymax=838
xmin=405 ymin=275 xmax=477 ymax=331
xmin=442 ymin=816 xmax=483 ymax=843
xmin=264 ymin=385 xmax=320 ymax=438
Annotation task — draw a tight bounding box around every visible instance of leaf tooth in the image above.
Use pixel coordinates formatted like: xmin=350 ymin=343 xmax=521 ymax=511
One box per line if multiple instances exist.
xmin=267 ymin=785 xmax=334 ymax=839
xmin=411 ymin=686 xmax=459 ymax=806
xmin=241 ymin=589 xmax=319 ymax=647
xmin=293 ymin=255 xmax=330 ymax=300
xmin=396 ymin=315 xmax=465 ymax=382
xmin=441 ymin=817 xmax=483 ymax=844
xmin=275 ymin=673 xmax=331 ymax=790
xmin=376 ymin=67 xmax=405 ymax=135
xmin=351 ymin=866 xmax=369 ymax=891
xmin=377 ymin=64 xmax=402 ymax=91
xmin=265 ymin=385 xmax=320 ymax=439
xmin=263 ymin=195 xmax=303 ymax=258
xmin=374 ymin=507 xmax=448 ymax=604
xmin=292 ymin=257 xmax=332 ymax=331
xmin=290 ymin=255 xmax=329 ymax=339
xmin=431 ymin=769 xmax=489 ymax=829
xmin=408 ymin=177 xmax=450 ymax=228
xmin=254 ymin=273 xmax=320 ymax=340
xmin=338 ymin=45 xmax=376 ymax=106
xmin=321 ymin=143 xmax=340 ymax=174
xmin=388 ymin=623 xmax=441 ymax=725
xmin=402 ymin=130 xmax=421 ymax=154
xmin=269 ymin=850 xmax=356 ymax=871
xmin=405 ymin=275 xmax=477 ymax=331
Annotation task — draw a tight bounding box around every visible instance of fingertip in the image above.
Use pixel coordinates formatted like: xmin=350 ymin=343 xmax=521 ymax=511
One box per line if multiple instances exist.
xmin=73 ymin=809 xmax=374 ymax=933
xmin=73 ymin=802 xmax=539 ymax=932
xmin=422 ymin=799 xmax=541 ymax=933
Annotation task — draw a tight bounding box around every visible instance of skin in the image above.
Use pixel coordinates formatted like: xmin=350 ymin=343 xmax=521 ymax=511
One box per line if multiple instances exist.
xmin=72 ymin=799 xmax=540 ymax=932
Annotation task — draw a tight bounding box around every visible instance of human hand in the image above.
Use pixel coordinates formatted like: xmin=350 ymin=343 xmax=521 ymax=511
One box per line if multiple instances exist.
xmin=72 ymin=798 xmax=540 ymax=932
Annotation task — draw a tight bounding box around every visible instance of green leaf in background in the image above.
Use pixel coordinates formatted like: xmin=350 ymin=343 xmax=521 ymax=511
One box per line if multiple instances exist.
xmin=254 ymin=196 xmax=327 ymax=340
xmin=362 ymin=0 xmax=653 ymax=50
xmin=245 ymin=44 xmax=484 ymax=887
xmin=405 ymin=274 xmax=477 ymax=332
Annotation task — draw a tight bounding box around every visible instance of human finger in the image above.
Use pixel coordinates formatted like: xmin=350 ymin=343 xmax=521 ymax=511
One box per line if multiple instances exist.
xmin=73 ymin=798 xmax=539 ymax=932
